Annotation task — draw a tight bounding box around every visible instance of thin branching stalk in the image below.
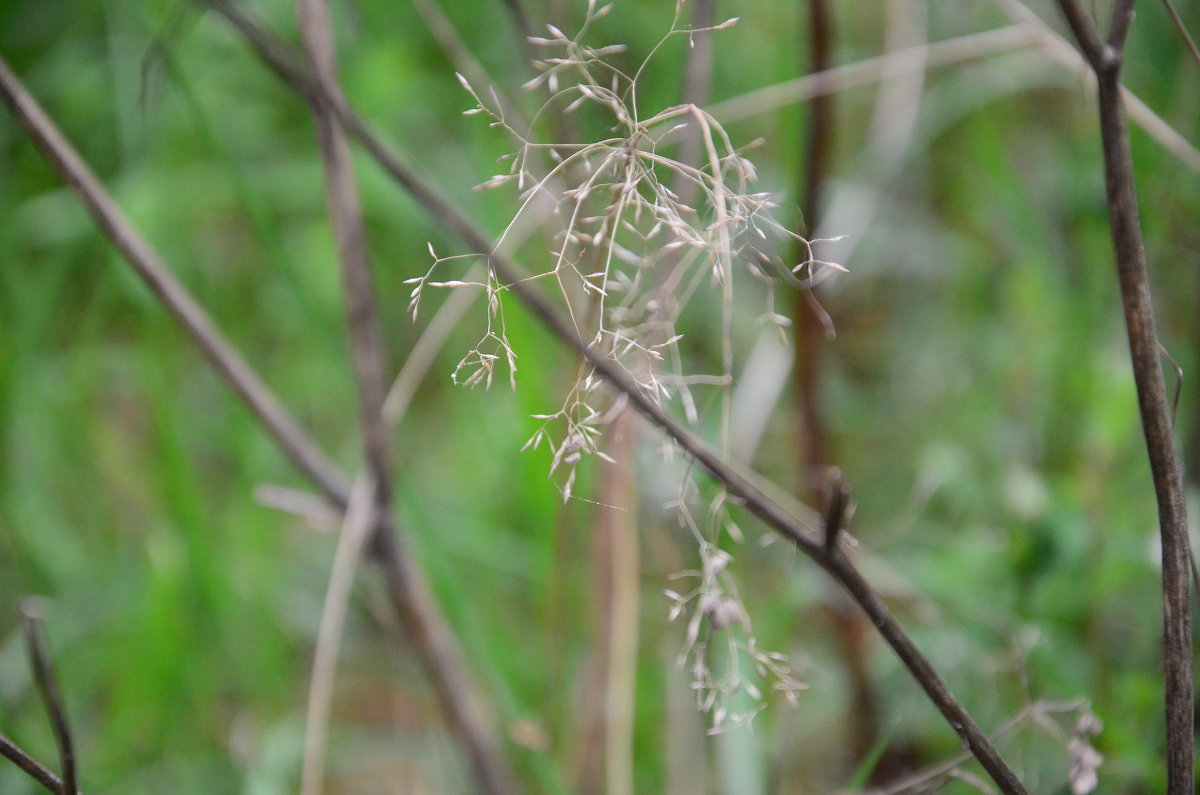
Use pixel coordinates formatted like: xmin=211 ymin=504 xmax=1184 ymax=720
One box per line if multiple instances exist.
xmin=19 ymin=601 xmax=77 ymax=795
xmin=205 ymin=5 xmax=1029 ymax=790
xmin=1054 ymin=1 xmax=1193 ymax=792
xmin=582 ymin=4 xmax=717 ymax=785
xmin=294 ymin=1 xmax=517 ymax=792
xmin=0 ymin=733 xmax=64 ymax=795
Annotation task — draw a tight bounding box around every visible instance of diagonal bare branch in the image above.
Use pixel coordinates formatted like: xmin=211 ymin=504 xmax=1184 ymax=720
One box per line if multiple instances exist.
xmin=0 ymin=46 xmax=513 ymax=795
xmin=203 ymin=3 xmax=1029 ymax=791
xmin=19 ymin=600 xmax=77 ymax=795
xmin=0 ymin=732 xmax=64 ymax=795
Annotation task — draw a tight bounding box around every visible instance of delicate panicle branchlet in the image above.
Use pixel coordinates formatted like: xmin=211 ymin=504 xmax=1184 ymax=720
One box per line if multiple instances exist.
xmin=665 ymin=535 xmax=810 ymax=734
xmin=405 ymin=2 xmax=843 ymax=729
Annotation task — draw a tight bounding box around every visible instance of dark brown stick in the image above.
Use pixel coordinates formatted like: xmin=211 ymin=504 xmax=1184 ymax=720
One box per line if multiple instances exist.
xmin=19 ymin=601 xmax=76 ymax=795
xmin=0 ymin=49 xmax=511 ymax=795
xmin=293 ymin=2 xmax=515 ymax=792
xmin=822 ymin=469 xmax=849 ymax=556
xmin=204 ymin=5 xmax=1028 ymax=790
xmin=0 ymin=733 xmax=63 ymax=794
xmin=1055 ymin=2 xmax=1194 ymax=792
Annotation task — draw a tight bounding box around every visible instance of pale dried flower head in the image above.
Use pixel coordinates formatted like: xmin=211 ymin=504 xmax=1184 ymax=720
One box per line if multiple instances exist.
xmin=409 ymin=0 xmax=836 ymax=726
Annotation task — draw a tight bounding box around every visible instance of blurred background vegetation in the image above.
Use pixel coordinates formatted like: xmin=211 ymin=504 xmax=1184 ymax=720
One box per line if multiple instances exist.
xmin=1 ymin=0 xmax=1197 ymax=792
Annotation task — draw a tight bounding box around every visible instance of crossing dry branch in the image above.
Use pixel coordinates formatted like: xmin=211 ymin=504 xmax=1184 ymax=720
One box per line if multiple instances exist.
xmin=201 ymin=2 xmax=1028 ymax=790
xmin=0 ymin=50 xmax=511 ymax=795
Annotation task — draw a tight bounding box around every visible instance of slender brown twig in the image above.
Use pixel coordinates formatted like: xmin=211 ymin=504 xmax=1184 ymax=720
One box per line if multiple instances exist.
xmin=19 ymin=600 xmax=77 ymax=795
xmin=0 ymin=732 xmax=64 ymax=795
xmin=0 ymin=48 xmax=512 ymax=795
xmin=575 ymin=407 xmax=640 ymax=795
xmin=202 ymin=4 xmax=1029 ymax=790
xmin=1054 ymin=2 xmax=1193 ymax=793
xmin=296 ymin=0 xmax=392 ymax=498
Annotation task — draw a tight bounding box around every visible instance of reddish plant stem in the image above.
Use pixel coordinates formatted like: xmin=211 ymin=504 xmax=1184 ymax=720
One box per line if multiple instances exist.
xmin=794 ymin=0 xmax=834 ymax=481
xmin=795 ymin=0 xmax=883 ymax=770
xmin=576 ymin=408 xmax=640 ymax=795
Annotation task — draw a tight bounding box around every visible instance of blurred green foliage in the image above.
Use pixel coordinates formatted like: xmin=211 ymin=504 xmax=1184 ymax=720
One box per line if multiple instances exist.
xmin=1 ymin=0 xmax=1197 ymax=792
